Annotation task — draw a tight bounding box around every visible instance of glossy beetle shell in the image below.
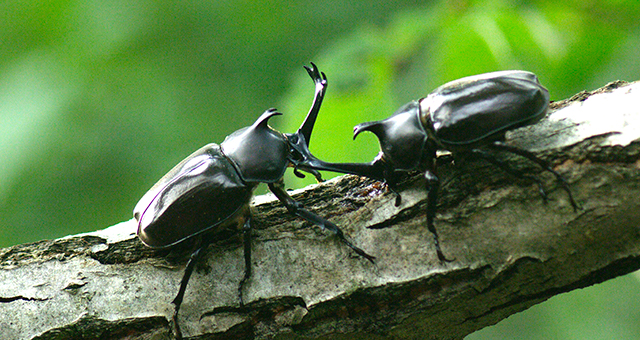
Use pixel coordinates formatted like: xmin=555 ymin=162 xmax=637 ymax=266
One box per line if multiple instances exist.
xmin=134 ymin=144 xmax=254 ymax=248
xmin=421 ymin=70 xmax=549 ymax=147
xmin=353 ymin=70 xmax=549 ymax=172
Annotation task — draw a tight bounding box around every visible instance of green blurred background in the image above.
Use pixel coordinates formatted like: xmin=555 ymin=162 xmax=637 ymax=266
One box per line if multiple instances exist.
xmin=1 ymin=0 xmax=639 ymax=338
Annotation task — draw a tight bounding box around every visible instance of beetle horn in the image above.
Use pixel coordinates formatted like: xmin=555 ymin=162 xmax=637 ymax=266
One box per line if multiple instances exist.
xmin=253 ymin=108 xmax=282 ymax=128
xmin=293 ymin=151 xmax=386 ymax=181
xmin=286 ymin=63 xmax=385 ymax=181
xmin=353 ymin=120 xmax=385 ymax=140
xmin=296 ymin=62 xmax=327 ymax=146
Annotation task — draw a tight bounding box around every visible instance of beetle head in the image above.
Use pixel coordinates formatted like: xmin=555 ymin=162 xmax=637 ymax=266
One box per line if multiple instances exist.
xmin=353 ymin=100 xmax=430 ymax=172
xmin=221 ymin=108 xmax=290 ymax=183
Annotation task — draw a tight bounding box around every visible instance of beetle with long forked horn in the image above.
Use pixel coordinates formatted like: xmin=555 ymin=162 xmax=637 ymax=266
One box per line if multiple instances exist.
xmin=290 ymin=70 xmax=578 ymax=263
xmin=133 ymin=63 xmax=373 ymax=339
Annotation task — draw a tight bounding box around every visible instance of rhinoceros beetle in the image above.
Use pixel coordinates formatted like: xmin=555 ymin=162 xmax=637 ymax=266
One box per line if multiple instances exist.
xmin=291 ymin=70 xmax=578 ymax=262
xmin=133 ymin=63 xmax=373 ymax=338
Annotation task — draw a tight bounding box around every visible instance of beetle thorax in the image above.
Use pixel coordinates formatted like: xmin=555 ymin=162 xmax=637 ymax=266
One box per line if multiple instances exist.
xmin=374 ymin=101 xmax=430 ymax=172
xmin=221 ymin=110 xmax=290 ymax=183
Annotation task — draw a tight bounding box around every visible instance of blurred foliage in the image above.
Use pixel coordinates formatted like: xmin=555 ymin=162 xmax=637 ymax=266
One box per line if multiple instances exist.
xmin=0 ymin=0 xmax=427 ymax=245
xmin=1 ymin=0 xmax=639 ymax=339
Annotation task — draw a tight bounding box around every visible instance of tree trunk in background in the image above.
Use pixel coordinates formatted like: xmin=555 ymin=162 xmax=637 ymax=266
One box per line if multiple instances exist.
xmin=2 ymin=81 xmax=640 ymax=340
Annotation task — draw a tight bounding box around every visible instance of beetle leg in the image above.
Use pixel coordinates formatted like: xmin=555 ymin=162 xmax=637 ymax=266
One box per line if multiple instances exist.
xmin=170 ymin=238 xmax=212 ymax=339
xmin=424 ymin=170 xmax=454 ymax=263
xmin=386 ymin=184 xmax=402 ymax=206
xmin=488 ymin=142 xmax=579 ymax=211
xmin=469 ymin=148 xmax=550 ymax=203
xmin=381 ymin=165 xmax=403 ymax=206
xmin=238 ymin=218 xmax=252 ymax=306
xmin=268 ymin=180 xmax=375 ymax=263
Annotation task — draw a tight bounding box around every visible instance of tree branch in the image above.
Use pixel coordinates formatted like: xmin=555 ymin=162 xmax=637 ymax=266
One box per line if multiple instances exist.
xmin=2 ymin=81 xmax=640 ymax=340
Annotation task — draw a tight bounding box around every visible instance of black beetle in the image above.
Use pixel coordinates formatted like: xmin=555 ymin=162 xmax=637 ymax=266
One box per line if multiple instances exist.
xmin=133 ymin=63 xmax=374 ymax=338
xmin=291 ymin=70 xmax=578 ymax=262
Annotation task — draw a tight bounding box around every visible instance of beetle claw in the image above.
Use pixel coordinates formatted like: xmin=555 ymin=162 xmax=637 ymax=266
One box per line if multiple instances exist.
xmin=386 ymin=186 xmax=402 ymax=206
xmin=171 ymin=311 xmax=183 ymax=339
xmin=309 ymin=168 xmax=324 ymax=182
xmin=293 ymin=167 xmax=306 ymax=179
xmin=436 ymin=249 xmax=456 ymax=263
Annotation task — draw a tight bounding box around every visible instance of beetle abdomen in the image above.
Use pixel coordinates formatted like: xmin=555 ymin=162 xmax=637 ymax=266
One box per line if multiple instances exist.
xmin=422 ymin=71 xmax=549 ymax=147
xmin=134 ymin=144 xmax=254 ymax=248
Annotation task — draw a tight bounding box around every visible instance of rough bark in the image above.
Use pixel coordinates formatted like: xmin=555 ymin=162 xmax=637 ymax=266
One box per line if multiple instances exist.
xmin=2 ymin=80 xmax=640 ymax=340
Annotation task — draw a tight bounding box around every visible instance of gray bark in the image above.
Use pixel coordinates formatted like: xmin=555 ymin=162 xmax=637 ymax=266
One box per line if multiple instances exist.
xmin=2 ymin=80 xmax=640 ymax=340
